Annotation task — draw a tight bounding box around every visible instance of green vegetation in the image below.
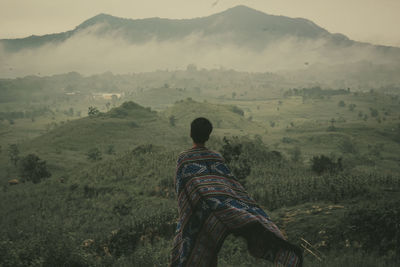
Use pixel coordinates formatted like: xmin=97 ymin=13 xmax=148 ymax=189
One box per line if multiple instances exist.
xmin=1 ymin=72 xmax=400 ymax=266
xmin=18 ymin=153 xmax=51 ymax=183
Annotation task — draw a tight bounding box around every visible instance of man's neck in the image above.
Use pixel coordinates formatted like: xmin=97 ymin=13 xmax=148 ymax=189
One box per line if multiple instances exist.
xmin=192 ymin=143 xmax=205 ymax=148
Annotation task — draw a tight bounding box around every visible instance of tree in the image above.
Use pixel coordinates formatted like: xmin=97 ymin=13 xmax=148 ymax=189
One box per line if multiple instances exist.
xmin=88 ymin=106 xmax=100 ymax=117
xmin=8 ymin=144 xmax=19 ymax=166
xmin=18 ymin=154 xmax=51 ymax=183
xmin=338 ymin=100 xmax=346 ymax=107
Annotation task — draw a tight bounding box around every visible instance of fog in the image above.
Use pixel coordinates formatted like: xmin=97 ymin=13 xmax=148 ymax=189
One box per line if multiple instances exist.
xmin=0 ymin=23 xmax=399 ymax=80
xmin=2 ymin=0 xmax=400 ymax=47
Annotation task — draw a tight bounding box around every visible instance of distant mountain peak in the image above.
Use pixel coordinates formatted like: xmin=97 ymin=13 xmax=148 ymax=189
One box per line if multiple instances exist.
xmin=225 ymin=5 xmax=260 ymax=12
xmin=217 ymin=5 xmax=272 ymax=17
xmin=76 ymin=13 xmax=122 ymax=30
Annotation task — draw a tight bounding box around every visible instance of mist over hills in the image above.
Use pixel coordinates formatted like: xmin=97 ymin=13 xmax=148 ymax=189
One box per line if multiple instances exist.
xmin=1 ymin=6 xmax=337 ymax=51
xmin=1 ymin=5 xmax=400 ymax=79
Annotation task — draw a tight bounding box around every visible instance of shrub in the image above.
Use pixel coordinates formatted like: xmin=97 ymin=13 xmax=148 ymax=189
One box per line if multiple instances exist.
xmin=343 ymin=199 xmax=400 ymax=257
xmin=311 ymin=155 xmax=342 ymax=175
xmin=230 ymin=105 xmax=244 ymax=116
xmin=87 ymin=106 xmax=100 ymax=117
xmin=18 ymin=154 xmax=51 ymax=183
xmin=220 ymin=137 xmax=251 ymax=185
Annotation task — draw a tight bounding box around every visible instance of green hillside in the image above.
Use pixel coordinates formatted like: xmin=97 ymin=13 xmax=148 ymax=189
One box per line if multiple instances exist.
xmin=1 ymin=133 xmax=399 ymax=266
xmin=164 ymin=98 xmax=265 ymax=136
xmin=1 ymin=79 xmax=400 ymax=266
xmin=13 ymin=101 xmax=186 ymax=177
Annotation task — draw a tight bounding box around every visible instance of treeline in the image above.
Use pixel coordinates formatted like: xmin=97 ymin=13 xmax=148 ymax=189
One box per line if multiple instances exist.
xmin=0 ymin=106 xmax=54 ymax=120
xmin=284 ymin=86 xmax=350 ymax=98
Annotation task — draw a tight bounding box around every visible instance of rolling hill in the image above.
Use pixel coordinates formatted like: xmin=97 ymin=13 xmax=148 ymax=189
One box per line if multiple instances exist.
xmin=20 ymin=101 xmax=186 ymax=175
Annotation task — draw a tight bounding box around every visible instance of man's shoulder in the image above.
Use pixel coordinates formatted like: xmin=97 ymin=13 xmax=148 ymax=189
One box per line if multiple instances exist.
xmin=177 ymin=147 xmax=224 ymax=164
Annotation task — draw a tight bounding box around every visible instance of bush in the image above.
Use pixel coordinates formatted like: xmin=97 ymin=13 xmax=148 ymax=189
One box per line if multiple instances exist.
xmin=343 ymin=199 xmax=400 ymax=257
xmin=311 ymin=155 xmax=342 ymax=175
xmin=87 ymin=106 xmax=100 ymax=117
xmin=230 ymin=105 xmax=244 ymax=116
xmin=220 ymin=137 xmax=251 ymax=185
xmin=18 ymin=154 xmax=51 ymax=183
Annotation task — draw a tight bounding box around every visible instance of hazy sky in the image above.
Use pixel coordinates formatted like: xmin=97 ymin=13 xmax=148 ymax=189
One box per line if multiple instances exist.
xmin=1 ymin=0 xmax=400 ymax=47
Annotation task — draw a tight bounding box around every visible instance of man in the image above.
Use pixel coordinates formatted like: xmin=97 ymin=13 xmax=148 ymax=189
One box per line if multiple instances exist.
xmin=170 ymin=117 xmax=303 ymax=267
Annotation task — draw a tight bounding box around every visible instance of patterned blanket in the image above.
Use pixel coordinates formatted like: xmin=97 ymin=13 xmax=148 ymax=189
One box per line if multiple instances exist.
xmin=170 ymin=147 xmax=302 ymax=267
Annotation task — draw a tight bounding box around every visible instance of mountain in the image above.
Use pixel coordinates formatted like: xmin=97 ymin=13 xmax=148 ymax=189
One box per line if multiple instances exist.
xmin=1 ymin=5 xmax=393 ymax=52
xmin=1 ymin=5 xmax=399 ymax=78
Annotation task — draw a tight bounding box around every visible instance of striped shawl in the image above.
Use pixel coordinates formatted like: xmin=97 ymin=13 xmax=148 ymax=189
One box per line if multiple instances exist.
xmin=170 ymin=147 xmax=302 ymax=267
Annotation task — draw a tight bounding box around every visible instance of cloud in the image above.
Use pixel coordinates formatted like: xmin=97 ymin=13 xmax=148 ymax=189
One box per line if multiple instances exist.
xmin=0 ymin=24 xmax=398 ymax=79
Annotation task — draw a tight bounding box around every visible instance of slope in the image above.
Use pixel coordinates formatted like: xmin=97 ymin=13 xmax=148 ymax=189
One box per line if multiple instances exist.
xmin=20 ymin=101 xmax=186 ymax=175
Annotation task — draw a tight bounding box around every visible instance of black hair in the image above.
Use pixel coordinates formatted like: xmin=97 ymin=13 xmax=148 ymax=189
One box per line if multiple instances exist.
xmin=190 ymin=117 xmax=213 ymax=144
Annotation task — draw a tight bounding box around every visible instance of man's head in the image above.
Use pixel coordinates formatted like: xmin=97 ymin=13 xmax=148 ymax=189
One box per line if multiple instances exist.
xmin=190 ymin=117 xmax=213 ymax=145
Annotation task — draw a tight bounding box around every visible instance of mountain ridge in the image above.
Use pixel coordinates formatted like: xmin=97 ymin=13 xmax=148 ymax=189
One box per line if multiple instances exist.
xmin=2 ymin=4 xmax=400 ymax=77
xmin=2 ymin=5 xmax=391 ymax=52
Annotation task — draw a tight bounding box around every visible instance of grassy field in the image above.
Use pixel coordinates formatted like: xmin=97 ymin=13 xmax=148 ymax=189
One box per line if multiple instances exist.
xmin=0 ymin=71 xmax=400 ymax=266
